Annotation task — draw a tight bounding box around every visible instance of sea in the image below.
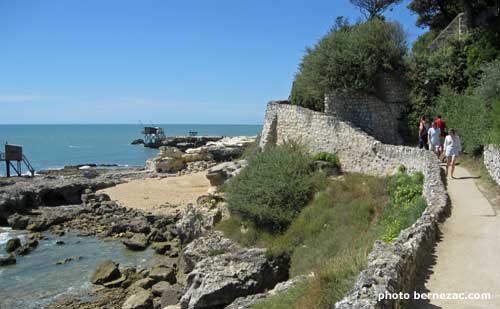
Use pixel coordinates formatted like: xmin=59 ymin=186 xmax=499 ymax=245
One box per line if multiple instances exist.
xmin=0 ymin=124 xmax=262 ymax=175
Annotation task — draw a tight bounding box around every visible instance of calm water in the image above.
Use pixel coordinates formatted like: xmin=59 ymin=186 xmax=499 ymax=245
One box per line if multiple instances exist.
xmin=0 ymin=228 xmax=162 ymax=309
xmin=0 ymin=124 xmax=261 ymax=174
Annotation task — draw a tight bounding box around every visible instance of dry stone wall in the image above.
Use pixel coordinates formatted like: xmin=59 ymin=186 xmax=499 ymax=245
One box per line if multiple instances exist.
xmin=260 ymin=101 xmax=449 ymax=308
xmin=484 ymin=144 xmax=500 ymax=186
xmin=323 ymin=74 xmax=406 ymax=145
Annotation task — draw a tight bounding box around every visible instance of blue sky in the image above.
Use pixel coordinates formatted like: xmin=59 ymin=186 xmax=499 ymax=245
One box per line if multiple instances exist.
xmin=0 ymin=0 xmax=426 ymax=124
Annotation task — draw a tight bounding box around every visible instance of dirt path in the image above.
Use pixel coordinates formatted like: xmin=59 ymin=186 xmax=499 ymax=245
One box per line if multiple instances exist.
xmin=99 ymin=171 xmax=210 ymax=216
xmin=415 ymin=165 xmax=500 ymax=308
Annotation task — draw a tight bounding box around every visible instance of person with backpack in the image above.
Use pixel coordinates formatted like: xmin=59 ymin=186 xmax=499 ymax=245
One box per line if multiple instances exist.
xmin=418 ymin=116 xmax=429 ymax=150
xmin=444 ymin=128 xmax=462 ymax=178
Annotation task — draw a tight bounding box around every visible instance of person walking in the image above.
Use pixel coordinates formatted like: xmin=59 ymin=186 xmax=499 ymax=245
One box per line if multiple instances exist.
xmin=444 ymin=128 xmax=462 ymax=178
xmin=435 ymin=115 xmax=446 ymax=159
xmin=419 ymin=116 xmax=429 ymax=150
xmin=428 ymin=121 xmax=441 ymax=157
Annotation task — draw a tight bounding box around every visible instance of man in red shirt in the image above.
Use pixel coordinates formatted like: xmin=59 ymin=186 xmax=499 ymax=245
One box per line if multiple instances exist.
xmin=435 ymin=115 xmax=446 ymax=157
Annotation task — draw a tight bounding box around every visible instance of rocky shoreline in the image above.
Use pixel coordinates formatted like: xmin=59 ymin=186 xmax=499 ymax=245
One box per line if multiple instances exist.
xmin=0 ymin=135 xmax=302 ymax=309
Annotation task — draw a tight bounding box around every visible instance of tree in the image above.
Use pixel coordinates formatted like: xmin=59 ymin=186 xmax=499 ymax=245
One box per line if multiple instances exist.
xmin=408 ymin=0 xmax=499 ymax=30
xmin=350 ymin=0 xmax=403 ymax=19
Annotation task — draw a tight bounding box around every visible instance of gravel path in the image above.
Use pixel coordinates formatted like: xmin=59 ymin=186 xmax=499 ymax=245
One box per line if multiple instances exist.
xmin=415 ymin=165 xmax=500 ymax=308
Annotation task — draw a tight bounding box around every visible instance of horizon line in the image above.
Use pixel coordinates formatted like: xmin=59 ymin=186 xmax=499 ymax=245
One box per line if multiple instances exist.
xmin=0 ymin=122 xmax=263 ymax=126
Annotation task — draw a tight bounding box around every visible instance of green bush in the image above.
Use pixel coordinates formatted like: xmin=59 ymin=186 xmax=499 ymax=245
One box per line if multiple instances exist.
xmin=435 ymin=86 xmax=489 ymax=154
xmin=380 ymin=169 xmax=427 ymax=242
xmin=225 ymin=142 xmax=315 ymax=232
xmin=312 ymin=152 xmax=341 ymax=168
xmin=290 ymin=18 xmax=407 ymax=111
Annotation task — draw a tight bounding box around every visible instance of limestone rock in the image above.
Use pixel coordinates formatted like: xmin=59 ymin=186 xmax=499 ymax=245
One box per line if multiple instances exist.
xmin=159 ymin=147 xmax=183 ymax=159
xmin=6 ymin=237 xmax=21 ymax=253
xmin=123 ymin=233 xmax=148 ymax=251
xmin=122 ymin=289 xmax=153 ymax=309
xmin=149 ymin=265 xmax=176 ymax=284
xmin=0 ymin=253 xmax=16 ymax=266
xmin=7 ymin=214 xmax=29 ymax=230
xmin=151 ymin=242 xmax=171 ymax=255
xmin=205 ymin=160 xmax=247 ymax=188
xmin=178 ymin=231 xmax=240 ymax=276
xmin=151 ymin=281 xmax=170 ymax=296
xmin=161 ymin=284 xmax=185 ymax=308
xmin=91 ymin=260 xmax=121 ymax=285
xmin=175 ymin=204 xmax=221 ymax=245
xmin=180 ymin=248 xmax=289 ymax=309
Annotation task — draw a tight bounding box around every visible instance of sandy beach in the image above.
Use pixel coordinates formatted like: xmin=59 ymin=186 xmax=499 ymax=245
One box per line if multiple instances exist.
xmin=99 ymin=171 xmax=210 ymax=215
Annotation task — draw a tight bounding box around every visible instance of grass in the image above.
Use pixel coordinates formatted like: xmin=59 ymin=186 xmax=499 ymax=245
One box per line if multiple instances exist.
xmin=218 ymin=174 xmax=389 ymax=308
xmin=460 ymin=154 xmax=500 ymax=207
xmin=217 ymin=169 xmax=427 ymax=308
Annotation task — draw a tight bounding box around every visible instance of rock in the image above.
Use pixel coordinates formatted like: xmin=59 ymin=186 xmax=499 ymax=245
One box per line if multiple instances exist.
xmin=155 ymin=157 xmax=186 ymax=173
xmin=175 ymin=204 xmax=222 ymax=245
xmin=151 ymin=242 xmax=171 ymax=255
xmin=205 ymin=160 xmax=247 ymax=188
xmin=0 ymin=253 xmax=16 ymax=266
xmin=149 ymin=265 xmax=176 ymax=284
xmin=159 ymin=147 xmax=183 ymax=159
xmin=56 ymin=240 xmax=65 ymax=245
xmin=103 ymin=275 xmax=127 ymax=288
xmin=122 ymin=289 xmax=153 ymax=309
xmin=151 ymin=281 xmax=171 ymax=296
xmin=128 ymin=277 xmax=155 ymax=292
xmin=180 ymin=249 xmax=289 ymax=309
xmin=160 ymin=284 xmax=185 ymax=308
xmin=6 ymin=237 xmax=21 ymax=253
xmin=7 ymin=214 xmax=29 ymax=230
xmin=181 ymin=153 xmax=213 ymax=163
xmin=123 ymin=233 xmax=148 ymax=251
xmin=131 ymin=139 xmax=144 ymax=145
xmin=178 ymin=232 xmax=240 ymax=276
xmin=15 ymin=239 xmax=39 ymax=256
xmin=226 ymin=273 xmax=314 ymax=308
xmin=91 ymin=260 xmax=121 ymax=285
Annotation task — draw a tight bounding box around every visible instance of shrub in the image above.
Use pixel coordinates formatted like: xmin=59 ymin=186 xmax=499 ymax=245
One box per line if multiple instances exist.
xmin=312 ymin=152 xmax=341 ymax=168
xmin=380 ymin=170 xmax=427 ymax=242
xmin=290 ymin=18 xmax=407 ymax=111
xmin=435 ymin=86 xmax=489 ymax=154
xmin=225 ymin=142 xmax=315 ymax=232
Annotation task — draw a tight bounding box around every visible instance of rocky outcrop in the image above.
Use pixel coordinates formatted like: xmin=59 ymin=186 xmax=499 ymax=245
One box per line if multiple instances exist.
xmin=178 ymin=231 xmax=241 ymax=276
xmin=91 ymin=260 xmax=122 ymax=285
xmin=226 ymin=273 xmax=314 ymax=309
xmin=0 ymin=169 xmax=146 ymax=223
xmin=122 ymin=233 xmax=149 ymax=251
xmin=205 ymin=160 xmax=247 ymax=191
xmin=0 ymin=253 xmax=16 ymax=266
xmin=175 ymin=204 xmax=222 ymax=245
xmin=180 ymin=248 xmax=289 ymax=309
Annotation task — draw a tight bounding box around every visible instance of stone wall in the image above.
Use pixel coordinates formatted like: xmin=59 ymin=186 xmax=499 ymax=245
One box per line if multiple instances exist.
xmin=323 ymin=74 xmax=405 ymax=145
xmin=260 ymin=101 xmax=449 ymax=308
xmin=484 ymin=144 xmax=500 ymax=186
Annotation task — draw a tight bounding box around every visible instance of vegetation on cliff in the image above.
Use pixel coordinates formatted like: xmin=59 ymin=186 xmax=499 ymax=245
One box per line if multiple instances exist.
xmin=290 ymin=18 xmax=407 ymax=112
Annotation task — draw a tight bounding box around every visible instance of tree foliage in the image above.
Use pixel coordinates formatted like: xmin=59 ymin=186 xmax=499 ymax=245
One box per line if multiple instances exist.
xmin=349 ymin=0 xmax=402 ymax=19
xmin=290 ymin=18 xmax=407 ymax=111
xmin=408 ymin=0 xmax=500 ymax=31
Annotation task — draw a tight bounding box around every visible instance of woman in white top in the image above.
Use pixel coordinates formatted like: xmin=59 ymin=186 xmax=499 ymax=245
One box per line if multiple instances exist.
xmin=427 ymin=121 xmax=441 ymax=157
xmin=443 ymin=128 xmax=462 ymax=178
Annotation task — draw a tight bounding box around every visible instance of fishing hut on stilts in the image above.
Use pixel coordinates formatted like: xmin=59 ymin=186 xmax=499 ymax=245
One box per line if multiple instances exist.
xmin=0 ymin=144 xmax=35 ymax=177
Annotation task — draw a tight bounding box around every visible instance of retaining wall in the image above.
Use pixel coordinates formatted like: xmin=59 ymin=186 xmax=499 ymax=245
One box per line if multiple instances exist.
xmin=484 ymin=144 xmax=500 ymax=186
xmin=260 ymin=101 xmax=449 ymax=308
